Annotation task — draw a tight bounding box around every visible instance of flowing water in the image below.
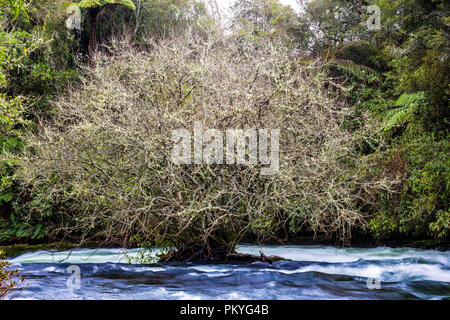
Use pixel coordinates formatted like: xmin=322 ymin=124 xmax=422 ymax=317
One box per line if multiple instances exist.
xmin=6 ymin=245 xmax=450 ymax=300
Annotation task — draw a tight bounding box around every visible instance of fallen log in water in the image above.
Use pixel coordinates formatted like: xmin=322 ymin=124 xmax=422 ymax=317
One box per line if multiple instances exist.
xmin=157 ymin=240 xmax=288 ymax=264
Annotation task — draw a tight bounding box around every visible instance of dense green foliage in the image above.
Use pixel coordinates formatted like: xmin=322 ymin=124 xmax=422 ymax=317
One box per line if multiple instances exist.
xmin=0 ymin=0 xmax=79 ymax=242
xmin=0 ymin=0 xmax=448 ymax=254
xmin=337 ymin=0 xmax=450 ymax=240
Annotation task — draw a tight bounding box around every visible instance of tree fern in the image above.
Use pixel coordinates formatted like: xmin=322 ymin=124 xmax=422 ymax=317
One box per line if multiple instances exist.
xmin=326 ymin=40 xmax=379 ymax=79
xmin=382 ymin=92 xmax=426 ymax=131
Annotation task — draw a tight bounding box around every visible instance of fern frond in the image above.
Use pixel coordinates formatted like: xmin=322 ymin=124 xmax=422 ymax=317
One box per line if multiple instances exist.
xmin=382 ymin=92 xmax=426 ymax=131
xmin=394 ymin=91 xmax=425 ymax=107
xmin=331 ymin=59 xmax=377 ymax=78
xmin=382 ymin=106 xmax=414 ymax=131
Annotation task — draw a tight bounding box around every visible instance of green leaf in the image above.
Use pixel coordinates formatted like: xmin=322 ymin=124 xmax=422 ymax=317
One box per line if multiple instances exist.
xmin=0 ymin=192 xmax=13 ymax=203
xmin=13 ymin=0 xmax=20 ymax=21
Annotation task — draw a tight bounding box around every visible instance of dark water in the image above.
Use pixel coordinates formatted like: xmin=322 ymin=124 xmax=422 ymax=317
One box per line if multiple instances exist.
xmin=6 ymin=245 xmax=450 ymax=300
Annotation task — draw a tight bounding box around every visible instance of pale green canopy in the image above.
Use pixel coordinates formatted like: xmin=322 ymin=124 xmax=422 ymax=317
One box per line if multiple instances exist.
xmin=74 ymin=0 xmax=136 ymax=10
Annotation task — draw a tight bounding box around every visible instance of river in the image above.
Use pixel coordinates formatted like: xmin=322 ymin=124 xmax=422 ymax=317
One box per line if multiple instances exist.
xmin=6 ymin=245 xmax=450 ymax=300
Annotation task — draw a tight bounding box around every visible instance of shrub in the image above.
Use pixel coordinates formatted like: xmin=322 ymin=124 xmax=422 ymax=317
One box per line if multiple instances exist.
xmin=11 ymin=31 xmax=395 ymax=253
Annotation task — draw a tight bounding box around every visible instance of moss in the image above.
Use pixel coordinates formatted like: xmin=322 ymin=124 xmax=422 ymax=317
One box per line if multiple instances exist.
xmin=0 ymin=242 xmax=78 ymax=258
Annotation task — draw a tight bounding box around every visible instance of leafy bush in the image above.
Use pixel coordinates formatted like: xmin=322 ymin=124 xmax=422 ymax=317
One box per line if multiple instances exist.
xmin=368 ymin=128 xmax=450 ymax=239
xmin=0 ymin=1 xmax=79 ymax=114
xmin=0 ymin=0 xmax=79 ymax=243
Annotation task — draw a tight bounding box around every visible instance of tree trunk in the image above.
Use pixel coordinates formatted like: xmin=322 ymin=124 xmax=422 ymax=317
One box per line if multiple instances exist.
xmin=88 ymin=7 xmax=101 ymax=66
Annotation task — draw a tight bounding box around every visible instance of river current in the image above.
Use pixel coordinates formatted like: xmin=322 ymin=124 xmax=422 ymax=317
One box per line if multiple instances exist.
xmin=6 ymin=245 xmax=450 ymax=300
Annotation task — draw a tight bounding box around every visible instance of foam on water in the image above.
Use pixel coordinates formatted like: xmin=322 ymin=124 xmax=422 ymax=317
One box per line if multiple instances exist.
xmin=238 ymin=244 xmax=450 ymax=265
xmin=6 ymin=245 xmax=450 ymax=300
xmin=9 ymin=248 xmax=159 ymax=264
